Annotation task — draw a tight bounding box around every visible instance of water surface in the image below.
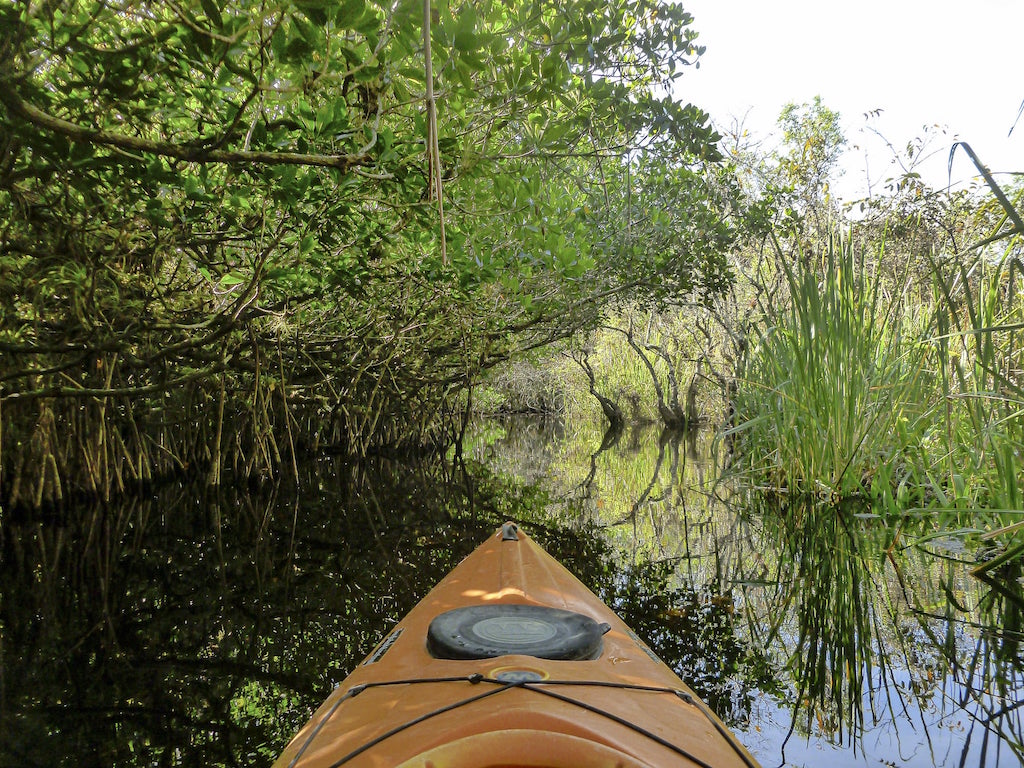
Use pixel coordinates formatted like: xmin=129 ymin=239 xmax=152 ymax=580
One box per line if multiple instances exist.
xmin=1 ymin=419 xmax=1021 ymax=767
xmin=469 ymin=417 xmax=1024 ymax=767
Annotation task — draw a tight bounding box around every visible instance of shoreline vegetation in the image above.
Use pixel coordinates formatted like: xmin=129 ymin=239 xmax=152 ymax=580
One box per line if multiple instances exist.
xmin=1 ymin=0 xmax=731 ymax=509
xmin=475 ymin=138 xmax=1024 ymax=572
xmin=1 ymin=4 xmax=1022 ymax=764
xmin=1 ymin=2 xmax=1020 ymax=572
xmin=477 ymin=211 xmax=1024 ymax=571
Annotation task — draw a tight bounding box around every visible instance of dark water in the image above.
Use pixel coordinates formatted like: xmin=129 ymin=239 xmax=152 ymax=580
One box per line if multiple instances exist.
xmin=1 ymin=420 xmax=1022 ymax=767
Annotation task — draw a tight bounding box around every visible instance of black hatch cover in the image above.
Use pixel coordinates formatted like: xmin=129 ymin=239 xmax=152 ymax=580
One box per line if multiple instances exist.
xmin=427 ymin=604 xmax=610 ymax=661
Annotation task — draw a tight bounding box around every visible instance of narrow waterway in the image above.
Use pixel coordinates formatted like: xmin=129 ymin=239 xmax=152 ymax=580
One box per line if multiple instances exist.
xmin=1 ymin=418 xmax=1021 ymax=767
xmin=469 ymin=417 xmax=1024 ymax=767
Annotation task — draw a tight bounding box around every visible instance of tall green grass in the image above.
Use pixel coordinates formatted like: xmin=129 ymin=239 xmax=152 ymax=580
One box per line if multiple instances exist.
xmin=730 ymin=240 xmax=931 ymax=505
xmin=730 ymin=236 xmax=1024 ymax=548
xmin=927 ymin=250 xmax=1024 ymax=568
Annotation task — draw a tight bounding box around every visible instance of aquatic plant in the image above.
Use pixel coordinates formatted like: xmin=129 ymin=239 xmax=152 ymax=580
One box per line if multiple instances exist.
xmin=729 ymin=237 xmax=930 ymax=505
xmin=926 ymin=247 xmax=1024 ymax=568
xmin=729 ymin=229 xmax=1023 ymax=537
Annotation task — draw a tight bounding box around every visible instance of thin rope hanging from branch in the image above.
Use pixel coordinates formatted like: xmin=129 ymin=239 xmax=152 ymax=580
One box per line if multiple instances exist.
xmin=423 ymin=0 xmax=448 ymax=265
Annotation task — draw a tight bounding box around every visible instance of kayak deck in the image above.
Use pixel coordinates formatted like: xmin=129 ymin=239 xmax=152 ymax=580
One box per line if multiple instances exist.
xmin=274 ymin=523 xmax=759 ymax=768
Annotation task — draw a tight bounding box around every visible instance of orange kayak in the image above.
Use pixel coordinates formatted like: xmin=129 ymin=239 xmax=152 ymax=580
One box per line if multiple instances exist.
xmin=274 ymin=523 xmax=760 ymax=768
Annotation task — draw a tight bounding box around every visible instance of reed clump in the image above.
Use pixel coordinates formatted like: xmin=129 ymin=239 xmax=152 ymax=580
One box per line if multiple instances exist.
xmin=729 ymin=236 xmax=1024 ymax=531
xmin=730 ymin=239 xmax=927 ymax=504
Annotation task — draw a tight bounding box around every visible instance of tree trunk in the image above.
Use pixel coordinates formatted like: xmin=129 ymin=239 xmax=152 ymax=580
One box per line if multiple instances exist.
xmin=572 ymin=350 xmax=624 ymax=432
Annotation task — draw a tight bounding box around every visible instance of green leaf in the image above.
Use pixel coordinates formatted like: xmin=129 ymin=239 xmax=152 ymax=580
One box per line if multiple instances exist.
xmin=354 ymin=62 xmax=380 ymax=82
xmin=453 ymin=6 xmax=478 ymax=52
xmin=335 ymin=0 xmax=367 ymax=29
xmin=199 ymin=0 xmax=223 ymax=26
xmin=298 ymin=5 xmax=328 ymax=25
xmin=184 ymin=176 xmax=204 ymax=200
xmin=315 ymin=102 xmax=334 ymax=135
xmin=219 ymin=272 xmax=246 ymax=287
xmin=284 ymin=34 xmax=312 ymax=62
xmin=271 ymin=24 xmax=288 ymax=58
xmin=264 ymin=267 xmax=300 ymax=282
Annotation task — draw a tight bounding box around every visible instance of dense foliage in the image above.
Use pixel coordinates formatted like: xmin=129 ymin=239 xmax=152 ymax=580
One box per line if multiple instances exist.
xmin=478 ymin=98 xmax=1024 ymax=574
xmin=0 ymin=0 xmax=741 ymax=505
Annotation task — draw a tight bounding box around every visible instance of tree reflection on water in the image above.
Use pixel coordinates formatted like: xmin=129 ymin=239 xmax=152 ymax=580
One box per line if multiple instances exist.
xmin=0 ymin=454 xmax=761 ymax=767
xmin=1 ymin=461 xmax=496 ymax=766
xmin=2 ymin=420 xmax=1022 ymax=766
xmin=471 ymin=417 xmax=1024 ymax=767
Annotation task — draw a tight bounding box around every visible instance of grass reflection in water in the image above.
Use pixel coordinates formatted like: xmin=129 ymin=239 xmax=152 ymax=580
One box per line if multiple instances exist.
xmin=471 ymin=417 xmax=1024 ymax=767
xmin=2 ymin=427 xmax=1021 ymax=767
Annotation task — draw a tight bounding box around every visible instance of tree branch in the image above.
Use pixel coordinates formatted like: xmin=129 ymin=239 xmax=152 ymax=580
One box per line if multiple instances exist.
xmin=0 ymin=80 xmax=371 ymax=170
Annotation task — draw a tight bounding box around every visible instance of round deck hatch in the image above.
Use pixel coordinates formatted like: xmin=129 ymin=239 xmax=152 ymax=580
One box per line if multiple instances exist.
xmin=426 ymin=604 xmax=609 ymax=661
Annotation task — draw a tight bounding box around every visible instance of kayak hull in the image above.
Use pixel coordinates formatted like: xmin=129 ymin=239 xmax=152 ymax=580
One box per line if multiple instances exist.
xmin=274 ymin=524 xmax=758 ymax=768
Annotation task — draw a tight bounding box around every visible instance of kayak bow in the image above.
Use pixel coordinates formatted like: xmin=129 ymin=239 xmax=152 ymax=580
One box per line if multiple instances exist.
xmin=274 ymin=522 xmax=760 ymax=768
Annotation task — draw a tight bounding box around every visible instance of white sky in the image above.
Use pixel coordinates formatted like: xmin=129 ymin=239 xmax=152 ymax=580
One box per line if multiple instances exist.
xmin=676 ymin=0 xmax=1024 ymax=200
